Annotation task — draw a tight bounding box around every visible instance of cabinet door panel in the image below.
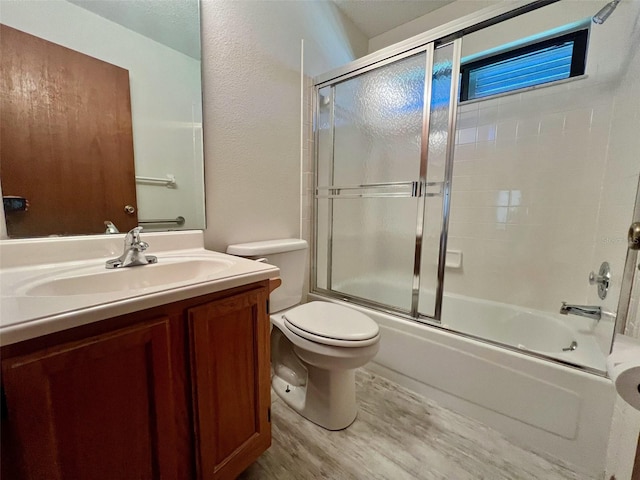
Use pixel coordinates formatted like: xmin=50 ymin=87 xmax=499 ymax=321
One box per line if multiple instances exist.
xmin=189 ymin=288 xmax=271 ymax=480
xmin=1 ymin=317 xmax=178 ymax=480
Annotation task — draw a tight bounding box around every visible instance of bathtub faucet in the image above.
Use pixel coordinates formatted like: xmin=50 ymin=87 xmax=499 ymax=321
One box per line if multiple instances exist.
xmin=559 ymin=302 xmax=601 ymax=321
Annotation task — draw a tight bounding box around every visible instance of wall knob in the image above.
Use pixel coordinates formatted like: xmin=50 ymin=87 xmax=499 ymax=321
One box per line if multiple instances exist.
xmin=589 ymin=261 xmax=610 ymax=300
xmin=629 ymin=222 xmax=640 ymax=251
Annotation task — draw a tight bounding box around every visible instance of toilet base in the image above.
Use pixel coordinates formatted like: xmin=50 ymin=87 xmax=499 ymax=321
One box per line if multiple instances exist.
xmin=272 ymin=365 xmax=357 ymax=431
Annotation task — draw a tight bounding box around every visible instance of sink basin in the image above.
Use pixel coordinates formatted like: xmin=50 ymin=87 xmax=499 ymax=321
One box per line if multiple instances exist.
xmin=24 ymin=257 xmax=236 ymax=296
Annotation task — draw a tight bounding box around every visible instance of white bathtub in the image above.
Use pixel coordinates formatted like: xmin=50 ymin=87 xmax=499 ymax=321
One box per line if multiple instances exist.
xmin=308 ymin=290 xmax=616 ymax=478
xmin=440 ymin=292 xmax=607 ymax=372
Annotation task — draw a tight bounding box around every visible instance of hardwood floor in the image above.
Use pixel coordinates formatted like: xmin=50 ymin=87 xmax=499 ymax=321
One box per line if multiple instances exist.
xmin=239 ymin=370 xmax=590 ymax=480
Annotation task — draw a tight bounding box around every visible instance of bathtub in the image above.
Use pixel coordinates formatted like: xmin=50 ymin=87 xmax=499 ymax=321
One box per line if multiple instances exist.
xmin=439 ymin=292 xmax=607 ymax=372
xmin=308 ymin=290 xmax=616 ymax=478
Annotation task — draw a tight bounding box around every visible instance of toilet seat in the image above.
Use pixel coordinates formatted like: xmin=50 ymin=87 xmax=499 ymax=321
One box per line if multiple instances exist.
xmin=283 ymin=302 xmax=380 ymax=347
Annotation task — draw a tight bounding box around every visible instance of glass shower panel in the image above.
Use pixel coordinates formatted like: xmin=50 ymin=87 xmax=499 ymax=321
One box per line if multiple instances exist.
xmin=317 ymin=52 xmax=427 ymax=312
xmin=418 ymin=43 xmax=456 ymax=318
xmin=330 ymin=197 xmax=419 ymax=311
xmin=332 ymin=54 xmax=425 ymax=186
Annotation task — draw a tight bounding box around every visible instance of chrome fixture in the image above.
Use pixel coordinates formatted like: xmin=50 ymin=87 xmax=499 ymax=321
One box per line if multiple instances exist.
xmin=592 ymin=0 xmax=621 ymax=24
xmin=562 ymin=341 xmax=578 ymax=352
xmin=629 ymin=222 xmax=640 ymax=250
xmin=138 ymin=216 xmax=186 ymax=226
xmin=559 ymin=302 xmax=602 ymax=321
xmin=104 ymin=220 xmax=120 ymax=234
xmin=135 ymin=174 xmax=177 ymax=188
xmin=106 ymin=227 xmax=157 ymax=269
xmin=589 ymin=261 xmax=611 ymax=300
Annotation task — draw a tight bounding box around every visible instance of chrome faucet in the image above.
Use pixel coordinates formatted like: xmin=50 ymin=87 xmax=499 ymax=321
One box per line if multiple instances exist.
xmin=105 ymin=227 xmax=158 ymax=269
xmin=559 ymin=302 xmax=602 ymax=321
xmin=104 ymin=220 xmax=120 ymax=234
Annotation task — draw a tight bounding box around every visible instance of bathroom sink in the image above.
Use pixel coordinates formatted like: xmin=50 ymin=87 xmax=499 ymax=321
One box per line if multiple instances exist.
xmin=23 ymin=257 xmax=236 ymax=296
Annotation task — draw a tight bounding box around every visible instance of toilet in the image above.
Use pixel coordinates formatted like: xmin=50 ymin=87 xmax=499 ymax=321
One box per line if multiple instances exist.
xmin=226 ymin=239 xmax=380 ymax=430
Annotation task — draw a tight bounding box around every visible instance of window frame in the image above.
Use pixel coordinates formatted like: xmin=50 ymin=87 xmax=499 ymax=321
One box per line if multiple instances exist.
xmin=459 ymin=28 xmax=589 ymax=102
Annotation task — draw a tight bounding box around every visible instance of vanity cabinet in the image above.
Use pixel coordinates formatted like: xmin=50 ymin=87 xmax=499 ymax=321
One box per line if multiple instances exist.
xmin=188 ymin=288 xmax=272 ymax=479
xmin=1 ymin=280 xmax=274 ymax=480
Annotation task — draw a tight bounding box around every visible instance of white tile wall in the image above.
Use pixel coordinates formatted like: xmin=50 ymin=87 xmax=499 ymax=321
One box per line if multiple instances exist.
xmin=446 ymin=81 xmax=615 ymax=312
xmin=445 ymin=0 xmax=640 ymax=317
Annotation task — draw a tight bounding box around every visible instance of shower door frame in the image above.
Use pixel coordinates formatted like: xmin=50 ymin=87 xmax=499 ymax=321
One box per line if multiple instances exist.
xmin=312 ymin=0 xmax=563 ymax=323
xmin=313 ymin=42 xmax=442 ymax=322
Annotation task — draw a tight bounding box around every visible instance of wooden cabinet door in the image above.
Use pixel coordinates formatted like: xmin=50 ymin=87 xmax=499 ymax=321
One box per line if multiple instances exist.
xmin=188 ymin=288 xmax=271 ymax=480
xmin=1 ymin=317 xmax=178 ymax=480
xmin=0 ymin=24 xmax=138 ymax=237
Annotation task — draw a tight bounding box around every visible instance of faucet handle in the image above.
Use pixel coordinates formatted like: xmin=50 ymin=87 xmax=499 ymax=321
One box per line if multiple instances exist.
xmin=124 ymin=226 xmax=144 ymax=247
xmin=588 ymin=261 xmax=610 ymax=300
xmin=128 ymin=226 xmax=143 ymax=238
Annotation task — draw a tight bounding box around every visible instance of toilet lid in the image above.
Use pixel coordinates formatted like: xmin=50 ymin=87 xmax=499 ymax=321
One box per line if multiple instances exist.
xmin=283 ymin=302 xmax=379 ymax=343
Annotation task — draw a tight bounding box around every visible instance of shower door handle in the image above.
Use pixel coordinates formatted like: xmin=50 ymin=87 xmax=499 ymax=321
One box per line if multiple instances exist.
xmin=410 ymin=181 xmax=444 ymax=198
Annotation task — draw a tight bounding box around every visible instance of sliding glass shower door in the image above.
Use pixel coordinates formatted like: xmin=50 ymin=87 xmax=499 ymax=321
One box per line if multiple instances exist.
xmin=315 ymin=43 xmax=457 ymax=320
xmin=314 ymin=0 xmax=640 ymax=373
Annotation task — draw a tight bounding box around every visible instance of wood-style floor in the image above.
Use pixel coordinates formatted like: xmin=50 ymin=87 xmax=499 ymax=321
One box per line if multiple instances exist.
xmin=239 ymin=370 xmax=591 ymax=480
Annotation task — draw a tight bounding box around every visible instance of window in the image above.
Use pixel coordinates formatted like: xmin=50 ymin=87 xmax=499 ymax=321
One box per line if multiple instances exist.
xmin=459 ymin=29 xmax=588 ymax=102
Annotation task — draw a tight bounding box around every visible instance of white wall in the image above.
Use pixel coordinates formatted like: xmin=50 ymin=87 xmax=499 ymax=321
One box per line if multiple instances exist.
xmin=200 ymin=0 xmax=368 ymax=252
xmin=0 ymin=1 xmax=204 ymax=231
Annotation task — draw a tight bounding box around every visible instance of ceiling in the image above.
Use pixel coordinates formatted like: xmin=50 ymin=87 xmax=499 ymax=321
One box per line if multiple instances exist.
xmin=67 ymin=0 xmax=456 ymax=60
xmin=67 ymin=0 xmax=201 ymax=59
xmin=332 ymin=0 xmax=456 ymax=38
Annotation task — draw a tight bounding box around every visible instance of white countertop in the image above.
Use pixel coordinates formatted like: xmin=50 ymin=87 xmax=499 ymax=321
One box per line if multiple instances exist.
xmin=0 ymin=231 xmax=279 ymax=346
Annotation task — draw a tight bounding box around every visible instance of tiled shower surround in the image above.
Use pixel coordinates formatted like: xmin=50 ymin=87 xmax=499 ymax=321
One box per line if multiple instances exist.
xmin=448 ymin=81 xmax=616 ymax=313
xmin=447 ymin=15 xmax=639 ymax=319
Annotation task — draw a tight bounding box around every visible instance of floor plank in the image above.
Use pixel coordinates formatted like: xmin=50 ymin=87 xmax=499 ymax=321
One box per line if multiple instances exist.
xmin=239 ymin=370 xmax=591 ymax=480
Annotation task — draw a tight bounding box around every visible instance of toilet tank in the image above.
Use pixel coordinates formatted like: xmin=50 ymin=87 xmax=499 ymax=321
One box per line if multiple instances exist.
xmin=226 ymin=239 xmax=308 ymax=313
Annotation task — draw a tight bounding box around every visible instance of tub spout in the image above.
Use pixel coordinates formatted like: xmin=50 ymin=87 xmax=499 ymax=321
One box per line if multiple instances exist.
xmin=559 ymin=302 xmax=601 ymax=321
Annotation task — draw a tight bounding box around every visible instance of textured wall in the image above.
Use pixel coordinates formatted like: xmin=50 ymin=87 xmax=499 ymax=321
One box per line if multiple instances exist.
xmin=200 ymin=0 xmax=368 ymax=252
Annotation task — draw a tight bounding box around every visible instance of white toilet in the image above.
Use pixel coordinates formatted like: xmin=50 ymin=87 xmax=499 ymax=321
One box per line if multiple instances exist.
xmin=226 ymin=238 xmax=380 ymax=430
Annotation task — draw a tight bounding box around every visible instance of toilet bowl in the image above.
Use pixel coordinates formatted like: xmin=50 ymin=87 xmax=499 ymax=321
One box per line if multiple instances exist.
xmin=226 ymin=239 xmax=381 ymax=431
xmin=271 ymin=301 xmax=380 ymax=430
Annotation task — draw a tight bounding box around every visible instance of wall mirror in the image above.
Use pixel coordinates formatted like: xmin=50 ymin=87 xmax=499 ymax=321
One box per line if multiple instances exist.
xmin=0 ymin=0 xmax=205 ymax=238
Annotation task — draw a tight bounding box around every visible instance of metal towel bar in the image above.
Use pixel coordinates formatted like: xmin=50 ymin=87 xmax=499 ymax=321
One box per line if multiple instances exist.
xmin=135 ymin=174 xmax=176 ymax=188
xmin=139 ymin=216 xmax=185 ymax=226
